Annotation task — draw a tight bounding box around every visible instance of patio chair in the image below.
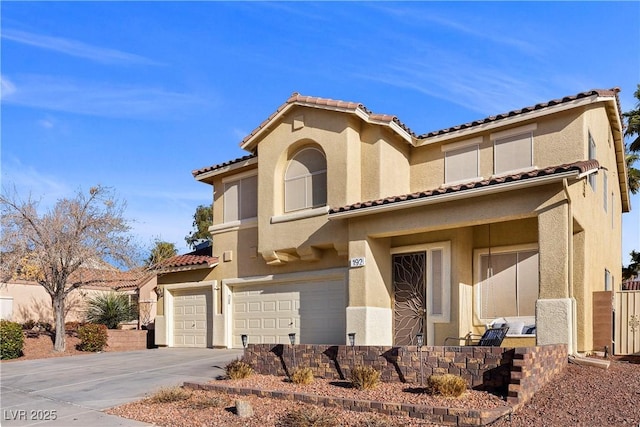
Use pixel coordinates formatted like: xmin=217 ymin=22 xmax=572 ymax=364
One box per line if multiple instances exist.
xmin=443 ymin=326 xmax=509 ymax=346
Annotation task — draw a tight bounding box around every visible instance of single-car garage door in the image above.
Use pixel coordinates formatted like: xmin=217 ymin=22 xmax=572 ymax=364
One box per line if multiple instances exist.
xmin=173 ymin=288 xmax=212 ymax=347
xmin=232 ymin=279 xmax=346 ymax=347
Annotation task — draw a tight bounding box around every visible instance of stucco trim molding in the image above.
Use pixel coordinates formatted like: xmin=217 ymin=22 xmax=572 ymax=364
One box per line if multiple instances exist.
xmin=271 ymin=205 xmax=330 ymax=224
xmin=209 ymin=218 xmax=258 ymax=235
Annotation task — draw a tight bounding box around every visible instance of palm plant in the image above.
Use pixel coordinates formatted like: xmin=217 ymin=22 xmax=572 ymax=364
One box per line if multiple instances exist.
xmin=85 ymin=292 xmax=137 ymax=329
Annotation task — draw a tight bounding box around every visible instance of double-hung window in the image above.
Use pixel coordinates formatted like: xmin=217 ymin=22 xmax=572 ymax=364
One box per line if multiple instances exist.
xmin=223 ymin=174 xmax=258 ymax=222
xmin=442 ymin=137 xmax=481 ymax=184
xmin=492 ymin=124 xmax=536 ymax=175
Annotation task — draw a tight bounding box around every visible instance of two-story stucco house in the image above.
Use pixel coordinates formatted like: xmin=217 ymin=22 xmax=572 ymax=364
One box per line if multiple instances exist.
xmin=154 ymin=88 xmax=630 ymax=354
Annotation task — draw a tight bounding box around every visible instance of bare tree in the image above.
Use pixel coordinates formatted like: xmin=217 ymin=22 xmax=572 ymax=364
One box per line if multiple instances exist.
xmin=0 ymin=186 xmax=140 ymax=351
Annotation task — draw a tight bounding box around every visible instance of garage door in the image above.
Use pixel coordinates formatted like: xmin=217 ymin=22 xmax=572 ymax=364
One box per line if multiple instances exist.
xmin=173 ymin=288 xmax=211 ymax=347
xmin=232 ymin=279 xmax=346 ymax=347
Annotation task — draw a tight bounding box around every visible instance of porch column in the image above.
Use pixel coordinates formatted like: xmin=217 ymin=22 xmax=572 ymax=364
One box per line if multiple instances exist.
xmin=536 ymin=201 xmax=576 ymax=353
xmin=345 ymin=236 xmax=393 ymax=346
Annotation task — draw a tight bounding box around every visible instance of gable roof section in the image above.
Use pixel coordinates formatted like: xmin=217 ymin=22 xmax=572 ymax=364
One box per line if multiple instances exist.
xmin=157 ymin=244 xmax=219 ymax=273
xmin=239 ymin=92 xmax=415 ymax=152
xmin=329 ymin=160 xmax=599 ymax=219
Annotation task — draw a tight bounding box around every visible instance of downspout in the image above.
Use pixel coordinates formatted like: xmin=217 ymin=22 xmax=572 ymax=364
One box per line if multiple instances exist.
xmin=562 ymin=178 xmax=577 ymax=355
xmin=562 ymin=178 xmax=573 ymax=298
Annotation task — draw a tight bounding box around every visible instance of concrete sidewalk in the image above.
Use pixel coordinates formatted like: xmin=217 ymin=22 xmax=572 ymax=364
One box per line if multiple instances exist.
xmin=0 ymin=348 xmax=242 ymax=426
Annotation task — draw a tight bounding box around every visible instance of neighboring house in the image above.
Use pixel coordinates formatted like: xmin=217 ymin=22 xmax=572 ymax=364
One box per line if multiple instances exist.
xmin=623 ymin=276 xmax=640 ymax=291
xmin=154 ymin=89 xmax=630 ymax=354
xmin=0 ymin=267 xmax=153 ymax=326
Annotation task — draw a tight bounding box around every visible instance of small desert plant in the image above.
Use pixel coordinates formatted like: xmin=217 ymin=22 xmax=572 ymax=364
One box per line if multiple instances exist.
xmin=187 ymin=393 xmax=228 ymax=409
xmin=277 ymin=407 xmax=337 ymax=427
xmin=427 ymin=374 xmax=468 ymax=398
xmin=148 ymin=386 xmax=192 ymax=403
xmin=22 ymin=319 xmax=36 ymax=330
xmin=225 ymin=358 xmax=253 ymax=380
xmin=85 ymin=292 xmax=137 ymax=329
xmin=77 ymin=323 xmax=109 ymax=352
xmin=350 ymin=365 xmax=381 ymax=390
xmin=0 ymin=320 xmax=24 ymax=360
xmin=290 ymin=367 xmax=314 ymax=385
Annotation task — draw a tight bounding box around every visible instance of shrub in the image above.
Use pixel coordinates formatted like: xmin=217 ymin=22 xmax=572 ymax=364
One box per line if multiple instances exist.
xmin=225 ymin=358 xmax=253 ymax=380
xmin=277 ymin=407 xmax=337 ymax=427
xmin=85 ymin=292 xmax=137 ymax=329
xmin=0 ymin=320 xmax=24 ymax=360
xmin=350 ymin=365 xmax=381 ymax=390
xmin=77 ymin=323 xmax=108 ymax=352
xmin=36 ymin=321 xmax=52 ymax=333
xmin=427 ymin=374 xmax=468 ymax=398
xmin=22 ymin=319 xmax=36 ymax=330
xmin=291 ymin=367 xmax=314 ymax=385
xmin=148 ymin=386 xmax=192 ymax=403
xmin=65 ymin=321 xmax=82 ymax=335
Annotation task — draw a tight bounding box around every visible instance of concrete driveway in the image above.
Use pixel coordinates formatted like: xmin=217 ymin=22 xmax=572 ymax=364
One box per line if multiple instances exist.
xmin=0 ymin=348 xmax=242 ymax=426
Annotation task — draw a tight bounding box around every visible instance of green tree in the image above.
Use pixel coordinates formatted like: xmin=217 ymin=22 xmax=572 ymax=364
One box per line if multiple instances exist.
xmin=0 ymin=186 xmax=139 ymax=351
xmin=623 ymin=84 xmax=640 ymax=152
xmin=145 ymin=239 xmax=177 ymax=266
xmin=627 ymin=151 xmax=640 ymax=195
xmin=623 ymin=250 xmax=640 ymax=280
xmin=185 ymin=204 xmax=213 ymax=249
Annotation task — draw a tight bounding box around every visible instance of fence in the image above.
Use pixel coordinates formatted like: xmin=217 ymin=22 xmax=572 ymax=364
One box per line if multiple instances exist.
xmin=615 ymin=291 xmax=640 ymax=355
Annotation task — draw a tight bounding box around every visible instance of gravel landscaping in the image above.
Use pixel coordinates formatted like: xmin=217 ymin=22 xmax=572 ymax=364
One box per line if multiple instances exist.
xmin=6 ymin=335 xmax=639 ymax=426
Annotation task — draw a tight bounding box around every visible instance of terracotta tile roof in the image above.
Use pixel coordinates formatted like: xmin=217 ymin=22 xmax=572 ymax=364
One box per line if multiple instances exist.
xmin=158 ymin=245 xmax=218 ymax=270
xmin=419 ymin=88 xmax=621 ymax=139
xmin=239 ymin=92 xmax=415 ymax=150
xmin=329 ymin=160 xmax=599 ymax=215
xmin=622 ymin=278 xmax=640 ymax=291
xmin=192 ymin=154 xmax=256 ymax=178
xmin=67 ymin=267 xmax=149 ymax=291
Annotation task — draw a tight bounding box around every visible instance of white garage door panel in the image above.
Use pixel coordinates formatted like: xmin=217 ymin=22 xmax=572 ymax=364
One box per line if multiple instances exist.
xmin=173 ymin=289 xmax=211 ymax=348
xmin=232 ymin=279 xmax=346 ymax=347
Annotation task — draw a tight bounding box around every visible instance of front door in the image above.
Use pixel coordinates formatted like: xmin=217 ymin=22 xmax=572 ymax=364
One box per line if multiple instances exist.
xmin=392 ymin=242 xmax=451 ymax=346
xmin=393 ymin=252 xmax=426 ymax=346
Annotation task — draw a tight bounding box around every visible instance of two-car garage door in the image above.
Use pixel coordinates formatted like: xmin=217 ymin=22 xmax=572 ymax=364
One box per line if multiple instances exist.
xmin=232 ymin=279 xmax=346 ymax=348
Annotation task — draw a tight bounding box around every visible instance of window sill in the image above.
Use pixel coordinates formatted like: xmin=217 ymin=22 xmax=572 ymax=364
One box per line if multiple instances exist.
xmin=271 ymin=206 xmax=329 ymax=224
xmin=208 ymin=217 xmax=257 ymax=235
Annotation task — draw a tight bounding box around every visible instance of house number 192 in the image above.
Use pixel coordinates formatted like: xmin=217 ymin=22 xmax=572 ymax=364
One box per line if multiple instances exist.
xmin=350 ymin=257 xmax=366 ymax=268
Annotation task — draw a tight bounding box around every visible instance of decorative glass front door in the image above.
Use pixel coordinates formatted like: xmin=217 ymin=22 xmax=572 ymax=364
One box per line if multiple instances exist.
xmin=393 ymin=252 xmax=426 ymax=346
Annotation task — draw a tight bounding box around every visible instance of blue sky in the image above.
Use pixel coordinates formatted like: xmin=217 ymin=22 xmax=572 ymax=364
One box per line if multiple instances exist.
xmin=1 ymin=1 xmax=639 ymax=264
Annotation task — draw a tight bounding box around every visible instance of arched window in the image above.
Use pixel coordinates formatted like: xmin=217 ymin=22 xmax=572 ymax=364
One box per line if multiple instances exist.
xmin=284 ymin=147 xmax=327 ymax=212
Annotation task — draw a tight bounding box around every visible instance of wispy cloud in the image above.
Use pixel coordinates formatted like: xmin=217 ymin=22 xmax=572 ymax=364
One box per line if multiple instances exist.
xmin=1 ymin=74 xmax=207 ymax=119
xmin=1 ymin=157 xmax=73 ymax=208
xmin=2 ymin=28 xmax=162 ymax=66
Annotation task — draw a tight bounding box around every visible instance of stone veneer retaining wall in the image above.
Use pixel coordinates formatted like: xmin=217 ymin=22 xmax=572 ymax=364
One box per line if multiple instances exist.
xmin=243 ymin=343 xmax=567 ymax=405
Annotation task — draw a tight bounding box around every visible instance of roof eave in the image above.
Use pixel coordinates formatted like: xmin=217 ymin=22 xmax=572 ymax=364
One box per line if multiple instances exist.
xmin=328 ymin=170 xmax=582 ymax=220
xmin=194 ymin=157 xmax=258 ymax=184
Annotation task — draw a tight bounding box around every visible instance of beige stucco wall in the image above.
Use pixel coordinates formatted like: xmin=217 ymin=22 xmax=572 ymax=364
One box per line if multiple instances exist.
xmin=0 ymin=282 xmax=113 ymax=324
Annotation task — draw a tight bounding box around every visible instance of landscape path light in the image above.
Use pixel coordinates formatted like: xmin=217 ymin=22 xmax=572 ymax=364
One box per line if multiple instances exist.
xmin=288 ymin=333 xmax=297 ymax=371
xmin=241 ymin=334 xmax=248 ymax=349
xmin=416 ymin=333 xmax=424 ymax=386
xmin=348 ymin=332 xmax=356 ymax=368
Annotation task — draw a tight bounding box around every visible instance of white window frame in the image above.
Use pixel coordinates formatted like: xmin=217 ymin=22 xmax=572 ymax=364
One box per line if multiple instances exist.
xmin=391 ymin=241 xmax=451 ymax=346
xmin=442 ymin=137 xmax=482 ymax=185
xmin=491 ymin=123 xmax=536 ymax=176
xmin=284 ymin=147 xmax=327 ymax=213
xmin=588 ymin=131 xmax=597 ymax=191
xmin=474 ymin=243 xmax=539 ymax=326
xmin=222 ymin=171 xmax=258 ymax=223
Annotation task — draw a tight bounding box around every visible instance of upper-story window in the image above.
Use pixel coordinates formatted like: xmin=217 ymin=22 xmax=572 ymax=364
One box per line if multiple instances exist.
xmin=284 ymin=147 xmax=327 ymax=212
xmin=223 ymin=174 xmax=258 ymax=222
xmin=443 ymin=137 xmax=481 ymax=184
xmin=492 ymin=124 xmax=536 ymax=175
xmin=588 ymin=131 xmax=597 ymax=190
